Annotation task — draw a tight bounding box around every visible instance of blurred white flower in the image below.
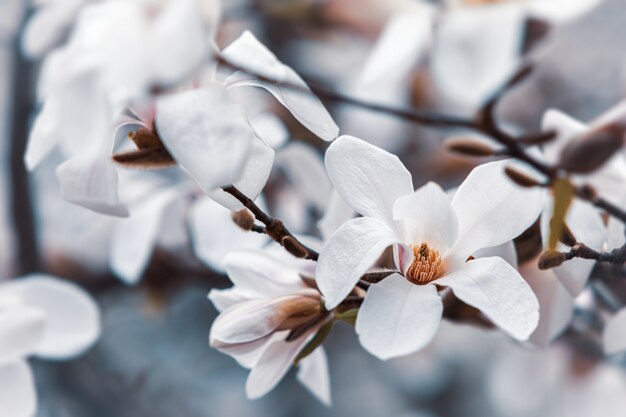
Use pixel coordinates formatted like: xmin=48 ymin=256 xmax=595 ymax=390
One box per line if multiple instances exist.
xmin=208 ymin=249 xmax=331 ymax=404
xmin=0 ymin=275 xmax=100 ymax=417
xmin=317 ymin=135 xmax=543 ymax=359
xmin=360 ymin=0 xmax=602 ymax=110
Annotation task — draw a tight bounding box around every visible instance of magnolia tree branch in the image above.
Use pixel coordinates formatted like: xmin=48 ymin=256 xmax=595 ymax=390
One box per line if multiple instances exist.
xmin=222 ymin=186 xmax=320 ymax=261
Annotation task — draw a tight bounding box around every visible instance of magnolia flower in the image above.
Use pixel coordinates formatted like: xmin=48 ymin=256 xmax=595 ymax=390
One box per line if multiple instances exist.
xmin=360 ymin=0 xmax=602 ymax=109
xmin=317 ymin=136 xmax=543 ymax=359
xmin=0 ymin=275 xmax=100 ymax=417
xmin=208 ymin=249 xmax=331 ymax=404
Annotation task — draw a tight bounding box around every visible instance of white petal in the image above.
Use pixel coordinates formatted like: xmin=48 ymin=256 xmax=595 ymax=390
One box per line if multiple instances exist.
xmin=21 ymin=0 xmax=82 ymax=57
xmin=110 ymin=187 xmax=181 ymax=284
xmin=248 ymin=112 xmax=289 ymax=149
xmin=540 ymin=109 xmax=586 ymax=165
xmin=56 ymin=150 xmax=129 ymax=218
xmin=297 ymin=348 xmax=331 ymax=406
xmin=541 ymin=198 xmax=606 ymax=295
xmin=529 ymin=0 xmax=602 ymax=23
xmin=604 ymin=309 xmax=626 ymax=354
xmin=325 ymin=135 xmax=413 ymax=227
xmin=519 ymin=262 xmax=574 ymax=347
xmin=147 ymin=0 xmax=209 ymax=86
xmin=355 ymin=274 xmax=442 ymax=360
xmin=317 ymin=190 xmax=354 ymax=242
xmin=436 ymin=257 xmax=539 ymax=340
xmin=474 ymin=240 xmax=518 ymax=267
xmin=24 ymin=99 xmax=60 ymax=171
xmin=276 ymin=142 xmax=332 ymax=212
xmin=317 ymin=217 xmax=401 ymax=309
xmin=211 ymin=297 xmax=307 ymax=345
xmin=190 ymin=198 xmax=267 ymax=273
xmin=6 ymin=275 xmax=101 ymax=360
xmin=0 ymin=360 xmax=37 ymax=417
xmin=607 ymin=218 xmax=626 ymax=250
xmin=0 ymin=299 xmax=46 ymax=365
xmin=393 ymin=182 xmax=458 ymax=253
xmin=246 ymin=332 xmax=311 ymax=399
xmin=431 ymin=4 xmax=525 ymax=109
xmin=155 ymin=86 xmax=256 ymax=192
xmin=450 ymin=160 xmax=543 ymax=265
xmin=207 ymin=137 xmax=275 ymax=211
xmin=359 ymin=8 xmax=434 ymax=87
xmin=208 ymin=287 xmax=252 ymax=313
xmin=222 ymin=250 xmax=305 ymax=298
xmin=222 ymin=31 xmax=339 ymax=142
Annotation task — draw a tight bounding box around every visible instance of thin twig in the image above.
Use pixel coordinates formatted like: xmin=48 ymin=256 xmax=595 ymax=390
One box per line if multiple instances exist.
xmin=222 ymin=186 xmax=320 ymax=261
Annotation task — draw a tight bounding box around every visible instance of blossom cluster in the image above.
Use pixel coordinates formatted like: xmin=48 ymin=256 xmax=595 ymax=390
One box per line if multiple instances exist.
xmin=5 ymin=0 xmax=626 ymax=413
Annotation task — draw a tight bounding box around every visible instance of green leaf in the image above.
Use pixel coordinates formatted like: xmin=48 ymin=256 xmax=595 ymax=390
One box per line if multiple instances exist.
xmin=548 ymin=177 xmax=574 ymax=250
xmin=334 ymin=308 xmax=358 ymax=326
xmin=294 ymin=321 xmax=333 ymax=366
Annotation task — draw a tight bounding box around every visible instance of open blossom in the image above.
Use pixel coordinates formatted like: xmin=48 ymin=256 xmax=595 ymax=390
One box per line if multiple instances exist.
xmin=208 ymin=249 xmax=331 ymax=404
xmin=316 ymin=136 xmax=543 ymax=359
xmin=0 ymin=275 xmax=100 ymax=417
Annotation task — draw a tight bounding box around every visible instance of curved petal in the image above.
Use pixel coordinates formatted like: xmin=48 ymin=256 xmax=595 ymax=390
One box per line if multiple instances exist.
xmin=0 ymin=360 xmax=36 ymax=417
xmin=519 ymin=262 xmax=574 ymax=347
xmin=607 ymin=217 xmax=626 ymax=250
xmin=206 ymin=137 xmax=275 ymax=211
xmin=190 ymin=198 xmax=268 ymax=273
xmin=248 ymin=112 xmax=289 ymax=149
xmin=222 ymin=250 xmax=306 ymax=298
xmin=297 ymin=348 xmax=331 ymax=406
xmin=393 ymin=182 xmax=458 ymax=253
xmin=317 ymin=190 xmax=354 ymax=242
xmin=529 ymin=0 xmax=602 ymax=23
xmin=56 ymin=150 xmax=129 ymax=218
xmin=5 ymin=275 xmax=101 ymax=360
xmin=317 ymin=217 xmax=401 ymax=309
xmin=155 ymin=85 xmax=256 ymax=192
xmin=325 ymin=135 xmax=413 ymax=227
xmin=276 ymin=142 xmax=332 ymax=212
xmin=0 ymin=298 xmax=46 ymax=365
xmin=474 ymin=240 xmax=518 ymax=267
xmin=110 ymin=187 xmax=181 ymax=284
xmin=208 ymin=287 xmax=252 ymax=313
xmin=359 ymin=8 xmax=434 ymax=88
xmin=604 ymin=308 xmax=626 ymax=354
xmin=210 ymin=295 xmax=317 ymax=345
xmin=222 ymin=31 xmax=339 ymax=142
xmin=450 ymin=160 xmax=543 ymax=265
xmin=246 ymin=331 xmax=311 ymax=399
xmin=431 ymin=4 xmax=525 ymax=109
xmin=355 ymin=274 xmax=442 ymax=360
xmin=436 ymin=257 xmax=539 ymax=341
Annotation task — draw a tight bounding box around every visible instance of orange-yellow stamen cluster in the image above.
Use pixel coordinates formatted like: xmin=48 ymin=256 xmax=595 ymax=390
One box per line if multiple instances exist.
xmin=406 ymin=243 xmax=444 ymax=285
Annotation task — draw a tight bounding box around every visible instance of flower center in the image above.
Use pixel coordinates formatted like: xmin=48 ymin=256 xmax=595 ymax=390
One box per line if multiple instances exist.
xmin=406 ymin=243 xmax=444 ymax=285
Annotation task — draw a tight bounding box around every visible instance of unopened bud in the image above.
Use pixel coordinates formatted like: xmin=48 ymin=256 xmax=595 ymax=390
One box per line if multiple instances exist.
xmin=281 ymin=235 xmax=309 ymax=259
xmin=559 ymin=123 xmax=625 ymax=174
xmin=112 ymin=147 xmax=175 ymax=169
xmin=446 ymin=137 xmax=496 ymax=157
xmin=231 ymin=209 xmax=255 ymax=231
xmin=559 ymin=223 xmax=577 ymax=247
xmin=504 ymin=165 xmax=542 ymax=188
xmin=128 ymin=127 xmax=161 ymax=149
xmin=538 ymin=250 xmax=567 ymax=270
xmin=577 ymin=184 xmax=597 ymax=200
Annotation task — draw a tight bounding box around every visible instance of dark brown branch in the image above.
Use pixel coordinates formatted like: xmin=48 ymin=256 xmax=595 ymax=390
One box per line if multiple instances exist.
xmin=222 ymin=186 xmax=319 ymax=261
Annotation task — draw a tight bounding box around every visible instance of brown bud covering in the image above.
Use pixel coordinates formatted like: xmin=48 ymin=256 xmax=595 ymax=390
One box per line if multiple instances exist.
xmin=559 ymin=123 xmax=625 ymax=174
xmin=128 ymin=127 xmax=162 ymax=149
xmin=281 ymin=235 xmax=310 ymax=259
xmin=446 ymin=137 xmax=496 ymax=157
xmin=504 ymin=165 xmax=542 ymax=188
xmin=559 ymin=223 xmax=578 ymax=247
xmin=520 ymin=130 xmax=557 ymax=146
xmin=231 ymin=209 xmax=256 ymax=231
xmin=538 ymin=250 xmax=567 ymax=270
xmin=112 ymin=147 xmax=175 ymax=168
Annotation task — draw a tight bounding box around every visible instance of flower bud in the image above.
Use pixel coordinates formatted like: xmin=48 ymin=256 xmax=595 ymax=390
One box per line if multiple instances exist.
xmin=231 ymin=209 xmax=255 ymax=231
xmin=445 ymin=137 xmax=497 ymax=157
xmin=504 ymin=165 xmax=542 ymax=188
xmin=559 ymin=123 xmax=625 ymax=174
xmin=538 ymin=250 xmax=567 ymax=270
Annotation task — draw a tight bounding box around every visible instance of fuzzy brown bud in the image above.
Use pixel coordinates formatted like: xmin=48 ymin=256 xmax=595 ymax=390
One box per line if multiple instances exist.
xmin=231 ymin=209 xmax=255 ymax=231
xmin=446 ymin=137 xmax=496 ymax=157
xmin=559 ymin=123 xmax=625 ymax=174
xmin=538 ymin=250 xmax=567 ymax=270
xmin=504 ymin=165 xmax=542 ymax=188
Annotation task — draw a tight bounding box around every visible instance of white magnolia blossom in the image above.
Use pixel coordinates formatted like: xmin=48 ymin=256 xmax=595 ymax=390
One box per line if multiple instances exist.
xmin=360 ymin=0 xmax=602 ymax=109
xmin=0 ymin=275 xmax=100 ymax=417
xmin=208 ymin=249 xmax=331 ymax=404
xmin=317 ymin=135 xmax=543 ymax=359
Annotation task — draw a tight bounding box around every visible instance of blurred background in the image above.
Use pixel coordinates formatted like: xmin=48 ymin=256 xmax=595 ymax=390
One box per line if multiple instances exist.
xmin=2 ymin=0 xmax=626 ymax=416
